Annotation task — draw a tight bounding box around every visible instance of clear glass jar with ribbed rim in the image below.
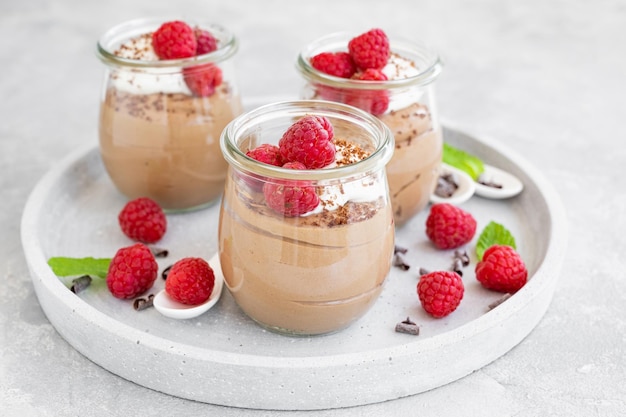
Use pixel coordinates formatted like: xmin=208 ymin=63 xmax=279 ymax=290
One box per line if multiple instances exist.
xmin=96 ymin=17 xmax=243 ymax=212
xmin=296 ymin=31 xmax=444 ymax=226
xmin=218 ymin=100 xmax=395 ymax=336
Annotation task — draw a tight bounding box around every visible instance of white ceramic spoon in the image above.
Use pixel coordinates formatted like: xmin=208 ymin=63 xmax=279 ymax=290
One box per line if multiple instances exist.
xmin=153 ymin=253 xmax=224 ymax=320
xmin=430 ymin=163 xmax=476 ymax=205
xmin=474 ymin=164 xmax=524 ymax=199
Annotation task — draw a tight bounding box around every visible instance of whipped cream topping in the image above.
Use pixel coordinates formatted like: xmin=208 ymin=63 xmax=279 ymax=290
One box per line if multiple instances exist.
xmin=109 ymin=32 xmax=193 ymax=95
xmin=114 ymin=32 xmax=159 ymax=61
xmin=326 ymin=138 xmax=371 ymax=168
xmin=382 ymin=52 xmax=421 ymax=80
xmin=380 ymin=52 xmax=425 ymax=113
xmin=304 ymin=139 xmax=381 ymax=216
xmin=310 ymin=177 xmax=381 ymax=215
xmin=110 ymin=69 xmax=193 ymax=95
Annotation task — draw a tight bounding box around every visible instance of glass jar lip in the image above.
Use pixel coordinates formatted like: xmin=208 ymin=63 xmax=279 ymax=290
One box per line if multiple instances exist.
xmin=96 ymin=17 xmax=238 ymax=69
xmin=296 ymin=31 xmax=443 ymax=90
xmin=220 ymin=100 xmax=395 ymax=181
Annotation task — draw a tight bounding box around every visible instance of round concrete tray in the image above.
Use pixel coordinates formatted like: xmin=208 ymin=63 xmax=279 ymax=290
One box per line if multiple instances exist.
xmin=21 ymin=123 xmax=567 ymax=410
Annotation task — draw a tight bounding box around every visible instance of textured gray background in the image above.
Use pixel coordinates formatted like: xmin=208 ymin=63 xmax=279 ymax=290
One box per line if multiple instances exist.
xmin=1 ymin=0 xmax=624 ymax=416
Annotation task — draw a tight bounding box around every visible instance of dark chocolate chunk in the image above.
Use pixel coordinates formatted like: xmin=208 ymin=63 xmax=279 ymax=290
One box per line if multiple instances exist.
xmin=70 ymin=275 xmax=92 ymax=293
xmin=133 ymin=294 xmax=155 ymax=311
xmin=395 ymin=317 xmax=420 ymax=335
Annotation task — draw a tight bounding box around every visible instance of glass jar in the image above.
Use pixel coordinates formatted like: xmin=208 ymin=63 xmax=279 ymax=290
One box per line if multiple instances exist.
xmin=219 ymin=100 xmax=395 ymax=336
xmin=296 ymin=32 xmax=443 ymax=226
xmin=96 ymin=18 xmax=243 ymax=211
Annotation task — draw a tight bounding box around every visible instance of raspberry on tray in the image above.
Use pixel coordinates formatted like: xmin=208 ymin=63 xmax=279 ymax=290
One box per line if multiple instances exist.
xmin=425 ymin=203 xmax=477 ymax=250
xmin=476 ymin=245 xmax=528 ymax=293
xmin=165 ymin=257 xmax=216 ymax=305
xmin=118 ymin=197 xmax=167 ymax=244
xmin=417 ymin=270 xmax=465 ymax=318
xmin=106 ymin=243 xmax=158 ymax=299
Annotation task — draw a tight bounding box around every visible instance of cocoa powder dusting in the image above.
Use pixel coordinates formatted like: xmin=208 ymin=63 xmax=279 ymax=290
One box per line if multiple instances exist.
xmin=105 ymin=89 xmax=212 ymax=122
xmin=113 ymin=32 xmax=155 ymax=60
xmin=319 ymin=199 xmax=382 ymax=227
xmin=334 ymin=138 xmax=371 ymax=166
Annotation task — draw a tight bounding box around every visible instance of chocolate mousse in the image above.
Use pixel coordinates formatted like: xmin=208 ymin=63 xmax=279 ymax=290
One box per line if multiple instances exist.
xmin=97 ymin=19 xmax=243 ymax=211
xmin=218 ymin=106 xmax=395 ymax=335
xmin=99 ymin=85 xmax=242 ymax=210
xmin=379 ymin=101 xmax=442 ymax=225
xmin=219 ymin=188 xmax=394 ymax=335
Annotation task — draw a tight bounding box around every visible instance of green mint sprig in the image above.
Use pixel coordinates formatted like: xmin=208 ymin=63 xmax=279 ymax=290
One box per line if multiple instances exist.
xmin=475 ymin=221 xmax=517 ymax=260
xmin=443 ymin=142 xmax=485 ymax=181
xmin=47 ymin=257 xmax=112 ymax=279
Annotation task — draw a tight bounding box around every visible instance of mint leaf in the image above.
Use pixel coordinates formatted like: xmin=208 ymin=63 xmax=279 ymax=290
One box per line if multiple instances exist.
xmin=47 ymin=257 xmax=111 ymax=279
xmin=476 ymin=221 xmax=517 ymax=260
xmin=443 ymin=142 xmax=485 ymax=181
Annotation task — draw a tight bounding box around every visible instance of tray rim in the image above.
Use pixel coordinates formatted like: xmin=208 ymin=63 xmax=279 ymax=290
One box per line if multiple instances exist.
xmin=20 ymin=121 xmax=568 ymax=409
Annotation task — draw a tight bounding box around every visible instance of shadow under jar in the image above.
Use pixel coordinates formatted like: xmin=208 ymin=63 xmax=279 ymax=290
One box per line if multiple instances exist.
xmin=219 ymin=100 xmax=395 ymax=336
xmin=296 ymin=32 xmax=444 ymax=226
xmin=96 ymin=18 xmax=244 ymax=212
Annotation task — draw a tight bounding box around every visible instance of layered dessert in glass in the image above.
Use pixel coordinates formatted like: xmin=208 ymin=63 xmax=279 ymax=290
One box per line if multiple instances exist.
xmin=218 ymin=100 xmax=395 ymax=335
xmin=96 ymin=18 xmax=243 ymax=211
xmin=296 ymin=29 xmax=443 ymax=226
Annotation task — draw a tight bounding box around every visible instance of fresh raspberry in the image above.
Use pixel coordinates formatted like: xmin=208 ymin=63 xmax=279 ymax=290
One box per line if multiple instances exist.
xmin=425 ymin=203 xmax=477 ymax=250
xmin=183 ymin=63 xmax=223 ymax=97
xmin=263 ymin=162 xmax=320 ymax=217
xmin=310 ymin=52 xmax=357 ymax=78
xmin=475 ymin=245 xmax=528 ymax=293
xmin=165 ymin=257 xmax=216 ymax=305
xmin=106 ymin=243 xmax=158 ymax=299
xmin=194 ymin=28 xmax=218 ymax=55
xmin=345 ymin=68 xmax=390 ymax=115
xmin=348 ymin=28 xmax=390 ymax=70
xmin=118 ymin=197 xmax=167 ymax=244
xmin=246 ymin=144 xmax=284 ymax=166
xmin=278 ymin=115 xmax=336 ymax=169
xmin=417 ymin=270 xmax=464 ymax=318
xmin=152 ymin=20 xmax=197 ymax=60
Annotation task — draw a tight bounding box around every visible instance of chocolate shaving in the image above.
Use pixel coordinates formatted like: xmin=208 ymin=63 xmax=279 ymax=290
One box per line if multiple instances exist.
xmin=394 ymin=245 xmax=408 ymax=255
xmin=133 ymin=294 xmax=154 ymax=311
xmin=451 ymin=258 xmax=464 ymax=276
xmin=395 ymin=317 xmax=420 ymax=335
xmin=162 ymin=265 xmax=172 ymax=280
xmin=418 ymin=267 xmax=431 ymax=276
xmin=393 ymin=253 xmax=410 ymax=271
xmin=70 ymin=275 xmax=92 ymax=293
xmin=435 ymin=172 xmax=459 ymax=198
xmin=478 ymin=180 xmax=503 ymax=189
xmin=454 ymin=250 xmax=470 ymax=267
xmin=333 ymin=138 xmax=371 ymax=166
xmin=478 ymin=174 xmax=503 ymax=189
xmin=150 ymin=246 xmax=169 ymax=258
xmin=487 ymin=293 xmax=512 ymax=311
xmin=451 ymin=250 xmax=471 ymax=276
